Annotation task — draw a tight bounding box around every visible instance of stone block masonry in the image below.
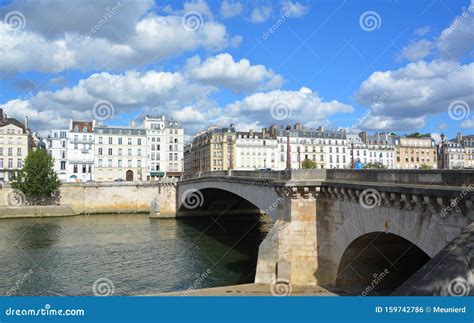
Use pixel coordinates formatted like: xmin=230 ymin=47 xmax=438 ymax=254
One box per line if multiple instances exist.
xmin=0 ymin=181 xmax=177 ymax=217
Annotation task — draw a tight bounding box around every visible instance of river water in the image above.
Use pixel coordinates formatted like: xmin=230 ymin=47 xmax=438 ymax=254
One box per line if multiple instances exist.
xmin=0 ymin=214 xmax=272 ymax=296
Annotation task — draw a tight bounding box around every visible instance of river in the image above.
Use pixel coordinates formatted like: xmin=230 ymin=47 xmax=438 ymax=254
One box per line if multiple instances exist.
xmin=0 ymin=214 xmax=272 ymax=296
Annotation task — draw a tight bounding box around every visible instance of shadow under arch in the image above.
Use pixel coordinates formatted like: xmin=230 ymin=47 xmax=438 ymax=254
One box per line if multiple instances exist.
xmin=335 ymin=232 xmax=431 ymax=295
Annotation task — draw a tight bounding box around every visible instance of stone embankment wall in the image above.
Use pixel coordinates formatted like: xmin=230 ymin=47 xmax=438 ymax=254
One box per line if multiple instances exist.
xmin=0 ymin=181 xmax=177 ymax=217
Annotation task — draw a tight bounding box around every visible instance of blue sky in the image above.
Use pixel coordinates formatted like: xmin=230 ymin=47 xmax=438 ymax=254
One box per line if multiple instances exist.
xmin=0 ymin=0 xmax=473 ymax=140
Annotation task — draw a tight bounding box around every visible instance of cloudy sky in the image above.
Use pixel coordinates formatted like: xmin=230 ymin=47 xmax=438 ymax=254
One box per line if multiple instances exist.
xmin=0 ymin=0 xmax=473 ymax=139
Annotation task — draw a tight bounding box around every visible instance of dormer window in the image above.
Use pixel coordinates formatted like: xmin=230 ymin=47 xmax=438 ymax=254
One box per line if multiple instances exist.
xmin=74 ymin=126 xmax=79 ymax=132
xmin=83 ymin=127 xmax=87 ymax=132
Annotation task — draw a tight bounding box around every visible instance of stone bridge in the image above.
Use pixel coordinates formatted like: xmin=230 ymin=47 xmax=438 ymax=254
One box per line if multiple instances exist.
xmin=177 ymin=169 xmax=474 ymax=294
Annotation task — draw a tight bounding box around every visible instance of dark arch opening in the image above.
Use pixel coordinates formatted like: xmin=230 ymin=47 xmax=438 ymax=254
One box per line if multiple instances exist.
xmin=178 ymin=188 xmax=262 ymax=217
xmin=175 ymin=187 xmax=273 ymax=284
xmin=336 ymin=232 xmax=431 ymax=295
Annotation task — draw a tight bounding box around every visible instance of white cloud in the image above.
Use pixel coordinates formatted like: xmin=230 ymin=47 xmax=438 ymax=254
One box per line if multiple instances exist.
xmin=397 ymin=39 xmax=434 ymax=62
xmin=0 ymin=5 xmax=241 ymax=73
xmin=185 ymin=53 xmax=283 ymax=92
xmin=460 ymin=117 xmax=474 ymax=129
xmin=355 ymin=60 xmax=474 ymax=131
xmin=281 ymin=1 xmax=309 ymax=18
xmin=0 ymin=70 xmax=213 ymax=131
xmin=438 ymin=0 xmax=474 ymax=59
xmin=218 ymin=87 xmax=353 ymax=127
xmin=220 ymin=0 xmax=243 ymax=18
xmin=414 ymin=26 xmax=430 ymax=37
xmin=250 ymin=6 xmax=272 ymax=23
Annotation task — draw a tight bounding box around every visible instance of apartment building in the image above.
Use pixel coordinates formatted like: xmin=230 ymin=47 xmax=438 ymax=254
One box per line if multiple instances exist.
xmin=94 ymin=125 xmax=146 ymax=181
xmin=461 ymin=135 xmax=474 ymax=169
xmin=235 ymin=130 xmax=278 ymax=170
xmin=67 ymin=120 xmax=95 ymax=182
xmin=358 ymin=132 xmax=396 ymax=168
xmin=48 ymin=129 xmax=69 ymax=181
xmin=0 ymin=109 xmax=32 ymax=182
xmin=265 ymin=124 xmax=347 ymax=169
xmin=190 ymin=125 xmax=236 ymax=173
xmin=143 ymin=115 xmax=184 ymax=179
xmin=395 ymin=136 xmax=437 ymax=169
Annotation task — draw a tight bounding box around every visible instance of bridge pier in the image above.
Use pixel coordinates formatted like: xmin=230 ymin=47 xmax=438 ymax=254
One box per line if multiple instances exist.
xmin=255 ymin=187 xmax=320 ymax=285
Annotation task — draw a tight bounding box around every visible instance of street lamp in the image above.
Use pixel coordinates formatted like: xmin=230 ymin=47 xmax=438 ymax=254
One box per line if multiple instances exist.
xmin=286 ymin=125 xmax=291 ymax=170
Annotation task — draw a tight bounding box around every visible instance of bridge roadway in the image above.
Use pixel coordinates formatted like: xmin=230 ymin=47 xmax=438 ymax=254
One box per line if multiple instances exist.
xmin=177 ymin=169 xmax=473 ymax=294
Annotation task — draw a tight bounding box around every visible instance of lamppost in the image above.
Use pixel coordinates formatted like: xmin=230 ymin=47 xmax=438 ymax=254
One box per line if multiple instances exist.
xmin=440 ymin=133 xmax=446 ymax=169
xmin=286 ymin=125 xmax=291 ymax=170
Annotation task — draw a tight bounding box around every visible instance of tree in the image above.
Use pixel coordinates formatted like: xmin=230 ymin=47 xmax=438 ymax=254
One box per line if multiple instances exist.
xmin=419 ymin=164 xmax=432 ymax=170
xmin=12 ymin=149 xmax=61 ymax=205
xmin=301 ymin=158 xmax=317 ymax=169
xmin=363 ymin=162 xmax=387 ymax=169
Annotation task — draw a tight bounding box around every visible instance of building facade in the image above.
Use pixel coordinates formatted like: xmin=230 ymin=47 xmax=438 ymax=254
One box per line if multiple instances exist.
xmin=48 ymin=129 xmax=69 ymax=182
xmin=235 ymin=130 xmax=277 ymax=170
xmin=0 ymin=109 xmax=32 ymax=182
xmin=67 ymin=120 xmax=95 ymax=182
xmin=143 ymin=115 xmax=184 ymax=180
xmin=395 ymin=136 xmax=437 ymax=169
xmin=94 ymin=125 xmax=147 ymax=181
xmin=190 ymin=125 xmax=236 ymax=173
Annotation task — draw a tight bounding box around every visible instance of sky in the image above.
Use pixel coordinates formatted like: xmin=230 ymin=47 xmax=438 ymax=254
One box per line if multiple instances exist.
xmin=0 ymin=0 xmax=473 ymax=141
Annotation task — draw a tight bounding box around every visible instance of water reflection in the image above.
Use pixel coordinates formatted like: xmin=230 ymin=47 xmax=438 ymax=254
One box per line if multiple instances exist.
xmin=0 ymin=214 xmax=271 ymax=296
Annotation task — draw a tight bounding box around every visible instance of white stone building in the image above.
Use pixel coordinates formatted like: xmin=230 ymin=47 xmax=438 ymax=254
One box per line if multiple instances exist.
xmin=67 ymin=120 xmax=95 ymax=182
xmin=143 ymin=115 xmax=184 ymax=179
xmin=47 ymin=129 xmax=69 ymax=182
xmin=235 ymin=130 xmax=278 ymax=170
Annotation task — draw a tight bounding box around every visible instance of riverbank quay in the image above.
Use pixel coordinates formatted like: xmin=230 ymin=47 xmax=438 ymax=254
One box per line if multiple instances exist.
xmin=154 ymin=283 xmax=343 ymax=296
xmin=0 ymin=205 xmax=77 ymax=218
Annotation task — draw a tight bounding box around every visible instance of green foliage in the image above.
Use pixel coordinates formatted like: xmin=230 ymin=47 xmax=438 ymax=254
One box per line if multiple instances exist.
xmin=405 ymin=132 xmax=431 ymax=138
xmin=363 ymin=162 xmax=387 ymax=169
xmin=302 ymin=158 xmax=317 ymax=169
xmin=419 ymin=164 xmax=432 ymax=170
xmin=12 ymin=149 xmax=61 ymax=205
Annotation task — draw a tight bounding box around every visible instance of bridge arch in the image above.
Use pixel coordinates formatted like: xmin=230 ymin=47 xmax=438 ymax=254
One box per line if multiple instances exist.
xmin=335 ymin=232 xmax=431 ymax=295
xmin=177 ymin=180 xmax=284 ymax=219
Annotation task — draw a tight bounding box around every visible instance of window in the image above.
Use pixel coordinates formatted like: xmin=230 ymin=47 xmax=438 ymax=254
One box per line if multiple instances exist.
xmin=60 ymin=161 xmax=66 ymax=170
xmin=128 ymin=149 xmax=132 ymax=156
xmin=128 ymin=138 xmax=132 ymax=145
xmin=8 ymin=148 xmax=12 ymax=156
xmin=118 ymin=148 xmax=122 ymax=155
xmin=98 ymin=159 xmax=103 ymax=167
xmin=118 ymin=160 xmax=122 ymax=168
xmin=108 ymin=148 xmax=113 ymax=155
xmin=98 ymin=148 xmax=103 ymax=155
xmin=137 ymin=149 xmax=141 ymax=156
xmin=137 ymin=160 xmax=141 ymax=168
xmin=17 ymin=159 xmax=22 ymax=168
xmin=73 ymin=164 xmax=78 ymax=173
xmin=108 ymin=137 xmax=113 ymax=144
xmin=118 ymin=138 xmax=122 ymax=145
xmin=8 ymin=158 xmax=13 ymax=169
xmin=99 ymin=137 xmax=103 ymax=144
xmin=128 ymin=160 xmax=132 ymax=168
xmin=82 ymin=165 xmax=87 ymax=173
xmin=108 ymin=159 xmax=113 ymax=167
xmin=0 ymin=147 xmax=2 ymax=155
xmin=138 ymin=138 xmax=142 ymax=145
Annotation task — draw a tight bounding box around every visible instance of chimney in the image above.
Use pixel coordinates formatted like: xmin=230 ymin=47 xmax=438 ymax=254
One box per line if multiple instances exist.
xmin=262 ymin=128 xmax=266 ymax=137
xmin=249 ymin=129 xmax=253 ymax=137
xmin=456 ymin=132 xmax=462 ymax=143
xmin=130 ymin=120 xmax=136 ymax=128
xmin=359 ymin=131 xmax=368 ymax=143
xmin=24 ymin=116 xmax=29 ymax=130
xmin=294 ymin=123 xmax=301 ymax=130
